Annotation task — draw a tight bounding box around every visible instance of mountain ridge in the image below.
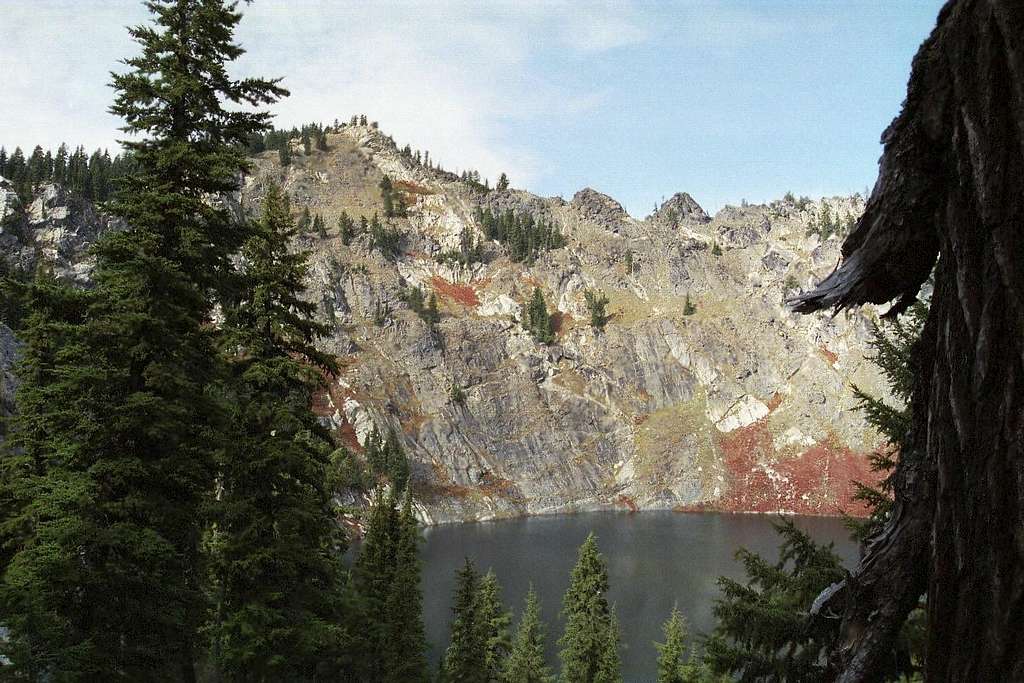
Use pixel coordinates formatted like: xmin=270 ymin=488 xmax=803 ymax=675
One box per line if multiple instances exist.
xmin=1 ymin=121 xmax=886 ymax=523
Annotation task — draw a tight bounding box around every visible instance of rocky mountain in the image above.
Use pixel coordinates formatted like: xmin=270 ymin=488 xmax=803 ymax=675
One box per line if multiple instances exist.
xmin=0 ymin=123 xmax=888 ymax=523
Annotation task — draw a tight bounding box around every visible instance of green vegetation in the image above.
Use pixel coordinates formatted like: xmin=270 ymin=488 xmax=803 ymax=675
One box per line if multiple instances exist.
xmin=206 ymin=184 xmax=348 ymax=678
xmin=805 ymin=203 xmax=856 ymax=240
xmin=380 ymin=174 xmax=408 ymax=217
xmin=624 ymin=249 xmax=635 ymax=274
xmin=475 ymin=207 xmax=566 ymax=262
xmin=337 ymin=210 xmax=357 ymax=245
xmin=711 ymin=242 xmax=722 ymax=256
xmin=497 ymin=172 xmax=510 ymax=191
xmin=584 ymin=289 xmax=611 ymax=330
xmin=0 ymin=1 xmax=287 ymax=677
xmin=504 ymin=586 xmax=556 ymax=683
xmin=369 ymin=213 xmax=403 ymax=258
xmin=363 ymin=426 xmax=411 ymax=491
xmin=559 ymin=533 xmax=622 ymax=683
xmin=437 ymin=225 xmax=485 ymax=266
xmin=0 ymin=143 xmax=135 ymax=202
xmin=683 ymin=294 xmax=697 ymax=316
xmin=401 ymin=284 xmax=441 ymax=329
xmin=699 ymin=301 xmax=930 ymax=681
xmin=524 ymin=287 xmax=556 ymax=344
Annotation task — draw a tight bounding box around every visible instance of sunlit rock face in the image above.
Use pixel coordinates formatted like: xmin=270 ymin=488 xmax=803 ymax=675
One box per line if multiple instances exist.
xmin=0 ymin=127 xmax=886 ymax=522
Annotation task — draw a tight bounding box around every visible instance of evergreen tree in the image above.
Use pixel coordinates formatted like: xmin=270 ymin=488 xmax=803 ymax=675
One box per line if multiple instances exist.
xmin=525 ymin=287 xmax=555 ymax=344
xmin=584 ymin=290 xmax=610 ymax=330
xmin=702 ymin=519 xmax=847 ymax=681
xmin=297 ymin=205 xmax=312 ymax=233
xmin=497 ymin=173 xmax=510 ymax=191
xmin=559 ymin=533 xmax=615 ymax=683
xmin=504 ymin=586 xmax=555 ymax=683
xmin=381 ymin=489 xmax=430 ymax=682
xmin=593 ymin=608 xmax=622 ymax=683
xmin=476 ymin=570 xmax=513 ymax=682
xmin=683 ymin=294 xmax=696 ymax=316
xmin=279 ymin=142 xmax=291 ymax=166
xmin=352 ymin=487 xmax=401 ymax=680
xmin=337 ymin=211 xmax=355 ymax=245
xmin=205 ymin=184 xmax=348 ymax=679
xmin=655 ymin=607 xmax=692 ymax=683
xmin=443 ymin=558 xmax=486 ymax=683
xmin=0 ymin=1 xmax=286 ymax=677
xmin=301 ymin=127 xmax=312 ymax=155
xmin=313 ymin=212 xmax=327 ymax=238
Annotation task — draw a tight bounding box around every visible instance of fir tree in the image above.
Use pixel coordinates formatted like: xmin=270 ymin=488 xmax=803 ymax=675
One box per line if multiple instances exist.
xmin=504 ymin=586 xmax=555 ymax=683
xmin=279 ymin=143 xmax=291 ymax=166
xmin=584 ymin=290 xmax=610 ymax=330
xmin=337 ymin=211 xmax=355 ymax=245
xmin=381 ymin=489 xmax=430 ymax=682
xmin=205 ymin=184 xmax=348 ymax=679
xmin=302 ymin=127 xmax=312 ymax=155
xmin=655 ymin=607 xmax=692 ymax=683
xmin=0 ymin=1 xmax=286 ymax=677
xmin=683 ymin=294 xmax=697 ymax=316
xmin=443 ymin=558 xmax=486 ymax=683
xmin=352 ymin=487 xmax=401 ymax=680
xmin=525 ymin=287 xmax=555 ymax=344
xmin=313 ymin=212 xmax=327 ymax=238
xmin=476 ymin=570 xmax=513 ymax=682
xmin=497 ymin=173 xmax=510 ymax=191
xmin=593 ymin=608 xmax=622 ymax=683
xmin=559 ymin=533 xmax=615 ymax=683
xmin=297 ymin=206 xmax=312 ymax=233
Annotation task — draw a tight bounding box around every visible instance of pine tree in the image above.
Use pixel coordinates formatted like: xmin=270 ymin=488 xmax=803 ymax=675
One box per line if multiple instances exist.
xmin=352 ymin=487 xmax=401 ymax=680
xmin=279 ymin=143 xmax=291 ymax=166
xmin=497 ymin=173 xmax=510 ymax=191
xmin=443 ymin=558 xmax=486 ymax=683
xmin=683 ymin=294 xmax=697 ymax=316
xmin=504 ymin=586 xmax=555 ymax=683
xmin=0 ymin=1 xmax=286 ymax=677
xmin=559 ymin=533 xmax=615 ymax=683
xmin=584 ymin=290 xmax=610 ymax=330
xmin=655 ymin=607 xmax=690 ymax=683
xmin=593 ymin=608 xmax=622 ymax=683
xmin=381 ymin=489 xmax=430 ymax=682
xmin=302 ymin=127 xmax=312 ymax=155
xmin=297 ymin=205 xmax=312 ymax=233
xmin=702 ymin=519 xmax=847 ymax=681
xmin=313 ymin=212 xmax=327 ymax=238
xmin=476 ymin=570 xmax=513 ymax=682
xmin=206 ymin=184 xmax=348 ymax=679
xmin=525 ymin=287 xmax=555 ymax=344
xmin=337 ymin=211 xmax=355 ymax=245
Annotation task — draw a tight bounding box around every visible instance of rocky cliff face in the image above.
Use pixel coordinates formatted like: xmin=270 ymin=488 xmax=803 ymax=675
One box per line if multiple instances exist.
xmin=0 ymin=124 xmax=887 ymax=523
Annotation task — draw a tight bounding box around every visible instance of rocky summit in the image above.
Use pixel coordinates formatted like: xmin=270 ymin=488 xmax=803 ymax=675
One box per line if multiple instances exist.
xmin=0 ymin=123 xmax=887 ymax=523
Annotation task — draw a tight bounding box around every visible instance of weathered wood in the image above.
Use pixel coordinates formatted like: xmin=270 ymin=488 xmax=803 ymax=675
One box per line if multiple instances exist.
xmin=792 ymin=1 xmax=1024 ymax=679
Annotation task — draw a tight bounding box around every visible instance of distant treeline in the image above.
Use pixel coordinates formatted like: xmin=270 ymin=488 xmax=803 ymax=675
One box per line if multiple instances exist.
xmin=0 ymin=144 xmax=135 ymax=203
xmin=474 ymin=206 xmax=566 ymax=262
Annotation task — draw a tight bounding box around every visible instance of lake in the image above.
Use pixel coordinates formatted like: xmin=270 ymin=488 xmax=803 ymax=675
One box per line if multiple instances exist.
xmin=418 ymin=511 xmax=858 ymax=681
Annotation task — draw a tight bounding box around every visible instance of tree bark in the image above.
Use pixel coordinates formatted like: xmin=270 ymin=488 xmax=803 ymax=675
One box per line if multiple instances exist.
xmin=791 ymin=1 xmax=1024 ymax=679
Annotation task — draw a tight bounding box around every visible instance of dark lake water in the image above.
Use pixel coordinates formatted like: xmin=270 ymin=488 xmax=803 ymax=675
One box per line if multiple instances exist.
xmin=418 ymin=511 xmax=858 ymax=682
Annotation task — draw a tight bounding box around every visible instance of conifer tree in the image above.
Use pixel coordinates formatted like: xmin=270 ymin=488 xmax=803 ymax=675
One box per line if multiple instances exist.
xmin=593 ymin=609 xmax=622 ymax=683
xmin=504 ymin=586 xmax=555 ymax=683
xmin=297 ymin=205 xmax=312 ymax=233
xmin=497 ymin=173 xmax=510 ymax=191
xmin=443 ymin=558 xmax=486 ymax=683
xmin=381 ymin=489 xmax=430 ymax=682
xmin=302 ymin=127 xmax=312 ymax=155
xmin=337 ymin=211 xmax=355 ymax=245
xmin=525 ymin=287 xmax=555 ymax=344
xmin=655 ymin=607 xmax=691 ymax=683
xmin=352 ymin=487 xmax=400 ymax=680
xmin=0 ymin=1 xmax=286 ymax=677
xmin=476 ymin=570 xmax=513 ymax=682
xmin=559 ymin=533 xmax=616 ymax=683
xmin=206 ymin=184 xmax=348 ymax=679
xmin=279 ymin=142 xmax=291 ymax=166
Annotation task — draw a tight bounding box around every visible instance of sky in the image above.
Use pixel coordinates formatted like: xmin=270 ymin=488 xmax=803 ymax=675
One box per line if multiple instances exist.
xmin=0 ymin=1 xmax=946 ymax=217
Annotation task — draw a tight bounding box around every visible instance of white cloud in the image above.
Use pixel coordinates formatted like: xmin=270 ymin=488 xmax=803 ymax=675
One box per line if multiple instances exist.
xmin=0 ymin=0 xmax=650 ymax=188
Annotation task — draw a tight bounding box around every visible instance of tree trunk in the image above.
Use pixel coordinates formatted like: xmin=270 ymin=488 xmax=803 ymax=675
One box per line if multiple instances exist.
xmin=791 ymin=1 xmax=1024 ymax=679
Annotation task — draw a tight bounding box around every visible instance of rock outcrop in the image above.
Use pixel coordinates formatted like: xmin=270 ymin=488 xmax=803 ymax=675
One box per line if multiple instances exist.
xmin=0 ymin=125 xmax=887 ymax=523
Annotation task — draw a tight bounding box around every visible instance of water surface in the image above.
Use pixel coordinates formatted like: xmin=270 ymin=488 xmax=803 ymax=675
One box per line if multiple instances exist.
xmin=419 ymin=511 xmax=857 ymax=681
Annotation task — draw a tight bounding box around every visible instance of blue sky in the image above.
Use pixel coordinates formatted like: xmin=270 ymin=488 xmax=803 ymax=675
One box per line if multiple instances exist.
xmin=0 ymin=1 xmax=945 ymax=216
